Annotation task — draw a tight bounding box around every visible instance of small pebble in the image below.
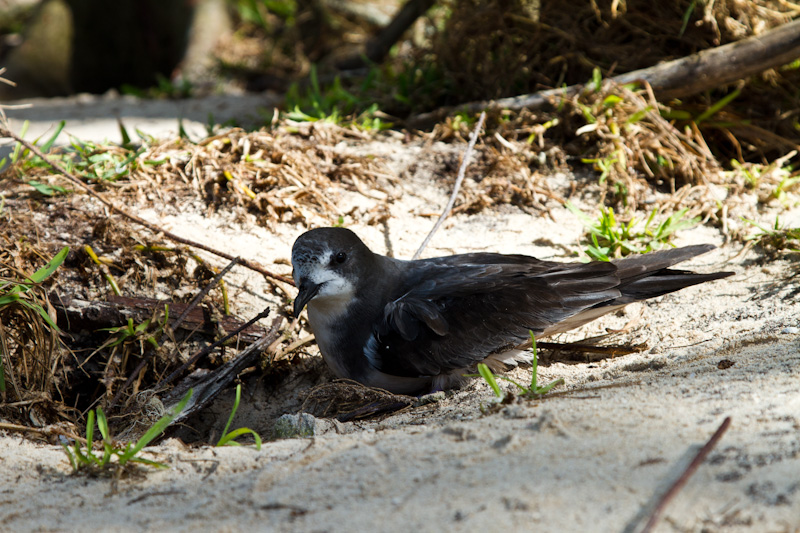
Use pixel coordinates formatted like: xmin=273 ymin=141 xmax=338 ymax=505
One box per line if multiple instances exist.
xmin=781 ymin=326 xmax=799 ymax=334
xmin=272 ymin=413 xmax=317 ymax=439
xmin=414 ymin=390 xmax=446 ymax=406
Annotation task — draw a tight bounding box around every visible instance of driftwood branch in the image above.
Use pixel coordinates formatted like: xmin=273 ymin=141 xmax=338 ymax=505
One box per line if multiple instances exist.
xmin=107 ymin=257 xmax=244 ymax=409
xmin=53 ymin=294 xmax=267 ymax=345
xmin=158 ymin=307 xmax=272 ymax=388
xmin=408 ymin=18 xmax=800 ymax=128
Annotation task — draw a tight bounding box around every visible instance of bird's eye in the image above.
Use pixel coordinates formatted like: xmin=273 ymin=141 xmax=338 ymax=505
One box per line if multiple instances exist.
xmin=334 ymin=251 xmax=347 ymax=264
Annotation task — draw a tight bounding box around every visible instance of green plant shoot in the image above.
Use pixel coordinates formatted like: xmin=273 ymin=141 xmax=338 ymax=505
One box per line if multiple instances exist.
xmin=216 ymin=384 xmax=263 ymax=450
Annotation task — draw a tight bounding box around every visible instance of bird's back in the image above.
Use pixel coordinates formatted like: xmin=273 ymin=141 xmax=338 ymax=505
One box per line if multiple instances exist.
xmin=366 ymin=245 xmax=732 ymax=390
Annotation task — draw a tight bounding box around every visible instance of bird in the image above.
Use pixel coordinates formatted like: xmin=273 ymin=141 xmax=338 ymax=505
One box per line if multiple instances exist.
xmin=291 ymin=227 xmax=733 ymax=395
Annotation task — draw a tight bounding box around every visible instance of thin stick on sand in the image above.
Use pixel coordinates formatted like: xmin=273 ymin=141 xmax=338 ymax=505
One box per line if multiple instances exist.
xmin=413 ymin=111 xmax=486 ymax=259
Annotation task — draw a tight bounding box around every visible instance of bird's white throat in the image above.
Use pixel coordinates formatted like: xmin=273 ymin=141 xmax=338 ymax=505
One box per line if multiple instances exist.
xmin=306 ymin=264 xmax=356 ymax=327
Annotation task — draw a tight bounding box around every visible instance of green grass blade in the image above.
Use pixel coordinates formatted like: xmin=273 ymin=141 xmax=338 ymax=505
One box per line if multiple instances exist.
xmin=40 ymin=121 xmax=66 ymax=152
xmin=477 ymin=363 xmax=504 ymax=399
xmin=27 ymin=180 xmax=67 ymax=196
xmin=678 ymin=0 xmax=696 ymax=38
xmin=178 ymin=118 xmax=189 ymax=140
xmin=0 ymin=245 xmax=69 ymax=304
xmin=118 ymin=120 xmax=132 ymax=147
xmin=528 ymin=332 xmax=564 ymax=395
xmin=495 ymin=375 xmax=531 ymax=393
xmin=85 ymin=410 xmax=95 ymax=447
xmin=61 ymin=442 xmax=78 ymax=471
xmin=217 ymin=436 xmax=242 ymax=447
xmin=10 ymin=120 xmax=29 ymax=163
xmin=96 ymin=407 xmax=110 ymax=441
xmin=590 ymin=67 xmax=602 ymax=92
xmin=533 ymin=378 xmax=565 ymax=395
xmin=218 ymin=384 xmax=242 ymax=446
xmin=565 ymin=201 xmax=595 ymax=228
xmin=72 ymin=440 xmax=92 ymax=465
xmin=529 ymin=332 xmax=539 ymax=390
xmin=28 ymin=246 xmax=70 ymax=284
xmin=16 ymin=298 xmax=60 ymax=332
xmin=128 ymin=456 xmax=169 ymax=468
xmin=118 ymin=388 xmax=193 ymax=464
xmin=100 ymin=441 xmax=113 ymax=467
xmin=217 ymin=428 xmax=262 ymax=451
xmin=695 ymin=88 xmax=740 ymax=124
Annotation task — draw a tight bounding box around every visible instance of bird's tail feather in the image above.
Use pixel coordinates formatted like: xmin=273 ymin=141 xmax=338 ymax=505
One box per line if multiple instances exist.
xmin=612 ymin=244 xmax=714 ymax=278
xmin=617 ymin=270 xmax=732 ymax=303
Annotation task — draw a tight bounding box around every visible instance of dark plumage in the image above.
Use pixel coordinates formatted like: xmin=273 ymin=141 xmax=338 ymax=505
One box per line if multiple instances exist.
xmin=291 ymin=227 xmax=733 ymax=394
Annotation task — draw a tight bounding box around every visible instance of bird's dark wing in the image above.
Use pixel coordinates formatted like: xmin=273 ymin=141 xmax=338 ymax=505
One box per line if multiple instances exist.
xmin=369 ymin=254 xmax=623 ymax=378
xmin=368 ymin=246 xmax=732 ymax=378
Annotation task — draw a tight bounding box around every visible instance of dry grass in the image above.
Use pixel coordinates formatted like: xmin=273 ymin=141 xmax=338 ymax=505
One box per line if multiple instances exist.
xmin=427 ymin=77 xmax=799 ymax=218
xmin=0 ymin=240 xmax=71 ymax=426
xmin=301 ymin=379 xmax=414 ymax=420
xmin=429 ymin=0 xmax=798 ymax=102
xmin=381 ymin=0 xmax=800 ymax=212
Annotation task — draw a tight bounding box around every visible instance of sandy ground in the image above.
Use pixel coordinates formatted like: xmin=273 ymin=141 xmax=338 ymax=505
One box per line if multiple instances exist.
xmin=1 ymin=95 xmax=800 ymax=532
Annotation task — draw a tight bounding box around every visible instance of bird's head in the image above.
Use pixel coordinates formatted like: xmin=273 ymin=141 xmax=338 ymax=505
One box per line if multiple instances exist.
xmin=291 ymin=227 xmax=373 ymax=318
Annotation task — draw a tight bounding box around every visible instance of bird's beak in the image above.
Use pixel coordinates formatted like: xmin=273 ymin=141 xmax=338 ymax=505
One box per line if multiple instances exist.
xmin=293 ymin=280 xmax=321 ymax=317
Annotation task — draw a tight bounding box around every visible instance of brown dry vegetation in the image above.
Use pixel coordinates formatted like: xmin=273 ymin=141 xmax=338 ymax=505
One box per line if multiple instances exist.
xmin=432 ymin=0 xmax=796 ymax=100
xmin=0 ymin=1 xmax=799 ymax=442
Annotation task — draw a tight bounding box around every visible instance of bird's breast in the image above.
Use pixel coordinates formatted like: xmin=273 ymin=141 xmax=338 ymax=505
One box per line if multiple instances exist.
xmin=306 ymin=296 xmax=367 ymax=379
xmin=307 ymin=293 xmax=352 ymax=328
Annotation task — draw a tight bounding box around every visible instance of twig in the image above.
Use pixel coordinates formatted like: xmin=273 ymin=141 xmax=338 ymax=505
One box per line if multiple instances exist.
xmin=0 ymin=127 xmax=293 ymax=286
xmin=157 ymin=306 xmax=272 ymax=389
xmin=107 ymin=257 xmax=240 ymax=409
xmin=0 ymin=67 xmax=16 ymax=88
xmin=536 ymin=341 xmax=648 ymax=357
xmin=54 ymin=294 xmax=265 ymax=344
xmin=171 ymin=257 xmax=240 ymax=332
xmin=272 ymin=334 xmax=316 ymax=362
xmin=0 ymin=421 xmax=86 ymax=444
xmin=641 ymin=416 xmax=732 ymax=533
xmin=160 ymin=316 xmax=283 ymax=430
xmin=412 ymin=111 xmax=486 ymax=259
